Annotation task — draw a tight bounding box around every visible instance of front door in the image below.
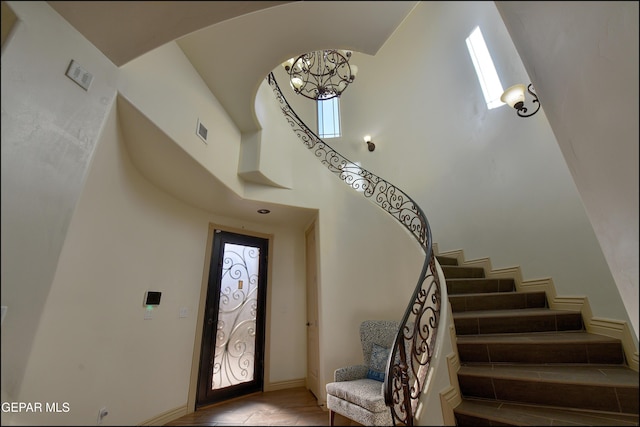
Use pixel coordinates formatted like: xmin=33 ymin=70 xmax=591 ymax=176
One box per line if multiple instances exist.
xmin=196 ymin=229 xmax=269 ymax=407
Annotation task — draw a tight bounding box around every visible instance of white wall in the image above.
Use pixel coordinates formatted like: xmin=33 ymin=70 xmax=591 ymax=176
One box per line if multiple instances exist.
xmin=1 ymin=0 xmax=119 ymax=412
xmin=0 ymin=2 xmax=308 ymax=424
xmin=1 ymin=2 xmax=439 ymax=424
xmin=2 ymin=1 xmax=635 ymax=425
xmin=280 ymin=1 xmax=632 ymax=332
xmin=8 ymin=92 xmax=310 ymax=425
xmin=117 ymin=41 xmax=246 ymax=197
xmin=496 ymin=0 xmax=639 ymax=341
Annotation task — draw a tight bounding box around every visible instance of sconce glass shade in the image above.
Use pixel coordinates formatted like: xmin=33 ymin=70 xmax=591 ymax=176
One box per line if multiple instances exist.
xmin=500 ymin=84 xmax=526 ymax=108
xmin=363 ymin=135 xmax=375 ymax=151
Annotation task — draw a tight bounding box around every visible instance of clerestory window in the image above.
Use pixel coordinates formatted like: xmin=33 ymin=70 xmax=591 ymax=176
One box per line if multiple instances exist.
xmin=317 ymin=97 xmax=341 ymax=138
xmin=466 ymin=26 xmax=504 ymax=110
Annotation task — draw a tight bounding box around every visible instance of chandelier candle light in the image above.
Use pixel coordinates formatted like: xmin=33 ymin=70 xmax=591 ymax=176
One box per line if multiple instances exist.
xmin=282 ymin=49 xmax=358 ymax=100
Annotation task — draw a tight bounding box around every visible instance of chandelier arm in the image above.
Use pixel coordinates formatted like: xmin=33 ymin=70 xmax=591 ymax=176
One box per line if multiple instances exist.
xmin=287 ymin=50 xmax=355 ymax=100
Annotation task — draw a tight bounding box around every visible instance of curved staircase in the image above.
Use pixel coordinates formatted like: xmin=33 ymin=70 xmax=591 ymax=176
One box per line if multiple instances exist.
xmin=437 ymin=255 xmax=639 ymax=426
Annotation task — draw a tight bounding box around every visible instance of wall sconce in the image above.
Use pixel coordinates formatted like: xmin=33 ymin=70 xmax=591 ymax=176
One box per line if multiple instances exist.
xmin=364 ymin=135 xmax=375 ymax=152
xmin=501 ymin=83 xmax=541 ymax=118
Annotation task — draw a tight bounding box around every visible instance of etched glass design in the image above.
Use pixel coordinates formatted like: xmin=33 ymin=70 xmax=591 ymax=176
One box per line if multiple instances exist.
xmin=211 ymin=243 xmax=260 ymax=390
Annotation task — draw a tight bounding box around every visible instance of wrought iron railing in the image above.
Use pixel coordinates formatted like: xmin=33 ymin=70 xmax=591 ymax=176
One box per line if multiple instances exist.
xmin=267 ymin=72 xmax=441 ymax=426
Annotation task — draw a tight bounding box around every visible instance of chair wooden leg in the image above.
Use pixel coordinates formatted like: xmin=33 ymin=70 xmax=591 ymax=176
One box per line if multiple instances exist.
xmin=329 ymin=409 xmax=335 ymax=426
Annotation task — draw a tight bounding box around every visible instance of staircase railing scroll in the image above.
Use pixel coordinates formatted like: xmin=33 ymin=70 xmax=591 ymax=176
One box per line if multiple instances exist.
xmin=267 ymin=72 xmax=441 ymax=426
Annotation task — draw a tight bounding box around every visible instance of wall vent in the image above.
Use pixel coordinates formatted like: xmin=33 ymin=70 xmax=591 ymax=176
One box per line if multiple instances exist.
xmin=196 ymin=119 xmax=208 ymax=143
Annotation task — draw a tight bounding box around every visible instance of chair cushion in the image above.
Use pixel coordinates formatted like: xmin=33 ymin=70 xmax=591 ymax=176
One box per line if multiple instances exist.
xmin=366 ymin=343 xmax=390 ymax=382
xmin=326 ymin=378 xmax=387 ymax=413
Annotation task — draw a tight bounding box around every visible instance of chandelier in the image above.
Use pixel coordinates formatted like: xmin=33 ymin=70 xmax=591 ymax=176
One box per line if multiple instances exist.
xmin=282 ymin=50 xmax=358 ymax=100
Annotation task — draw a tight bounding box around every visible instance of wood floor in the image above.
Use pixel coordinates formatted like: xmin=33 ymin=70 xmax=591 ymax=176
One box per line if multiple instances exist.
xmin=164 ymin=387 xmax=362 ymax=426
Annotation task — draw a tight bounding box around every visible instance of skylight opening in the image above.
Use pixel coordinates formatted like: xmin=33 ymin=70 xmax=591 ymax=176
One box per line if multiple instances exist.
xmin=466 ymin=26 xmax=504 ymax=110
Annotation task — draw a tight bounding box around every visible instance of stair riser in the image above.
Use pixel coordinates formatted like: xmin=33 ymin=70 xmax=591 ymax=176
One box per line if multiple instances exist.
xmin=447 ymin=279 xmax=515 ymax=294
xmin=454 ymin=313 xmax=583 ymax=335
xmin=436 ymin=256 xmax=458 ymax=266
xmin=445 ymin=248 xmax=638 ymax=424
xmin=453 ymin=412 xmax=507 ymax=426
xmin=450 ymin=292 xmax=546 ymax=312
xmin=457 ymin=342 xmax=625 ymax=364
xmin=458 ymin=376 xmax=639 ymax=414
xmin=441 ymin=266 xmax=485 ymax=279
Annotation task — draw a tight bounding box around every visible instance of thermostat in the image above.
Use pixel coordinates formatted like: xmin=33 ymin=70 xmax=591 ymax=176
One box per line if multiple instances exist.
xmin=144 ymin=291 xmax=162 ymax=306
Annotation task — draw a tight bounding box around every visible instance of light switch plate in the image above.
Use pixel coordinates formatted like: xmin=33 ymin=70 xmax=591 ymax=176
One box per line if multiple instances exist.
xmin=65 ymin=59 xmax=93 ymax=91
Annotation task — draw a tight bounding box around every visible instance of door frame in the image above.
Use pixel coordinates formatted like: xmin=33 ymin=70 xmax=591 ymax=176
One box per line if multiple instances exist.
xmin=187 ymin=224 xmax=273 ymax=412
xmin=305 ymin=220 xmax=321 ymax=403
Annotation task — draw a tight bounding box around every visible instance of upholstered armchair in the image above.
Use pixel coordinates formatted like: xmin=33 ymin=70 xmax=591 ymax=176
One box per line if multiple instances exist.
xmin=325 ymin=320 xmax=400 ymax=426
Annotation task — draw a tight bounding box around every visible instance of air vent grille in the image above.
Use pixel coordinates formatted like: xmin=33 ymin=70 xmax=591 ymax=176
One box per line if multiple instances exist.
xmin=196 ymin=119 xmax=208 ymax=143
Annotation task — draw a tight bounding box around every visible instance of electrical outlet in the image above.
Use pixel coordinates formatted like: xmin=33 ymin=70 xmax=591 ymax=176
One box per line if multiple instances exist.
xmin=65 ymin=59 xmax=93 ymax=91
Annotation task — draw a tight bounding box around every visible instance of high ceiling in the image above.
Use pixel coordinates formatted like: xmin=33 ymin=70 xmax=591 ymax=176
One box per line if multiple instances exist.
xmin=48 ymin=1 xmax=419 ymax=133
xmin=46 ymin=1 xmax=420 ymax=226
xmin=47 ymin=1 xmax=293 ymax=67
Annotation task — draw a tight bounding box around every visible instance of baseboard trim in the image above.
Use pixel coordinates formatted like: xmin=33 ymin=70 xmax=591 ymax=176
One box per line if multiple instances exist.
xmin=434 ymin=244 xmax=639 ymax=373
xmin=138 ymin=404 xmax=188 ymax=426
xmin=263 ymin=378 xmax=306 ymax=392
xmin=588 ymin=317 xmax=639 ymax=372
xmin=439 ymin=352 xmax=462 ymax=426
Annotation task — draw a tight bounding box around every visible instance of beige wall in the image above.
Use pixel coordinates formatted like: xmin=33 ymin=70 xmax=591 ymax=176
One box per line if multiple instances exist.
xmin=2 ymin=1 xmax=636 ymax=425
xmin=278 ymin=1 xmax=632 ymax=333
xmin=496 ymin=1 xmax=639 ymax=341
xmin=1 ymin=1 xmax=120 ymax=415
xmin=1 ymin=2 xmax=434 ymax=424
xmin=12 ymin=99 xmax=310 ymax=424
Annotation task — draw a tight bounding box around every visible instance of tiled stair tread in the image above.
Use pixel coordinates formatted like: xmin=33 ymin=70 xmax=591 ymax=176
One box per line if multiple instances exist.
xmin=447 ymin=279 xmax=517 ymax=296
xmin=453 ymin=307 xmax=579 ymax=319
xmin=442 ymin=266 xmax=485 ymax=272
xmin=446 ymin=277 xmax=515 ymax=285
xmin=456 ymin=331 xmax=620 ymax=344
xmin=450 ymin=292 xmax=548 ymax=313
xmin=455 ymin=398 xmax=640 ymax=426
xmin=458 ymin=364 xmax=639 ymax=387
xmin=449 ymin=291 xmax=540 ymax=298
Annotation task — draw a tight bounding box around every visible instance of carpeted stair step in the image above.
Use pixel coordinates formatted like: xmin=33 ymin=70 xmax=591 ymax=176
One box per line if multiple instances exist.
xmin=453 ymin=308 xmax=583 ymax=335
xmin=454 ymin=397 xmax=640 ymax=426
xmin=449 ymin=290 xmax=546 ymax=312
xmin=457 ymin=364 xmax=639 ymax=415
xmin=456 ymin=331 xmax=625 ymax=364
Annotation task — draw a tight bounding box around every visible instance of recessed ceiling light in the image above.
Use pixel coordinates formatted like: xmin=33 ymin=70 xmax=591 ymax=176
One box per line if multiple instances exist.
xmin=257 ymin=209 xmax=271 ymax=214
